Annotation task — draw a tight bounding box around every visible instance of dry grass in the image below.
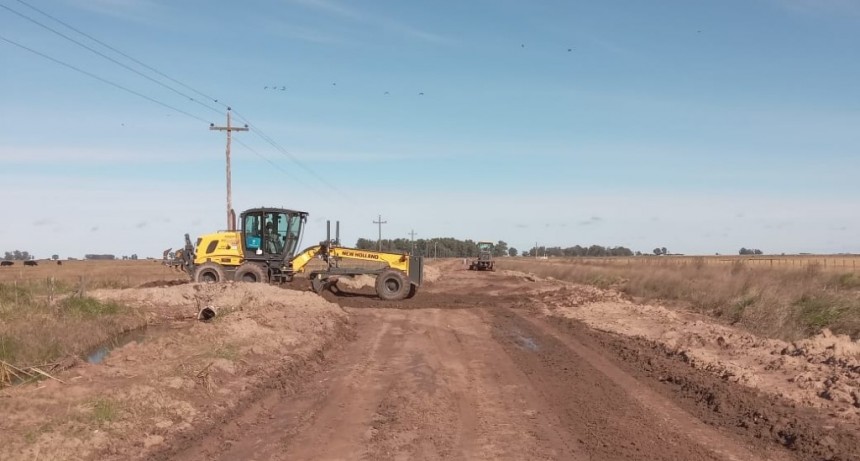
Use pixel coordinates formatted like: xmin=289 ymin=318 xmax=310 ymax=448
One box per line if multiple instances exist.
xmin=0 ymin=280 xmax=146 ymax=370
xmin=553 ymin=255 xmax=860 ymax=272
xmin=0 ymin=260 xmax=185 ymax=374
xmin=499 ymin=258 xmax=860 ymax=341
xmin=0 ymin=259 xmax=187 ymax=288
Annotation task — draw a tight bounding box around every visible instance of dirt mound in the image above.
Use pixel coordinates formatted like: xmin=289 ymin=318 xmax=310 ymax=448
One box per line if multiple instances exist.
xmin=0 ymin=282 xmax=349 ymax=461
xmin=335 ymin=275 xmax=377 ymax=290
xmin=532 ymin=284 xmax=860 ymax=421
xmin=422 ymin=264 xmax=442 ymax=283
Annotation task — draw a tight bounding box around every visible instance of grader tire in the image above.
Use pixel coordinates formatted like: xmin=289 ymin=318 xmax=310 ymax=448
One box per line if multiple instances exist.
xmin=194 ymin=262 xmax=226 ymax=283
xmin=235 ymin=263 xmax=267 ymax=283
xmin=375 ymin=270 xmax=410 ymax=301
xmin=405 ymin=283 xmax=418 ymax=299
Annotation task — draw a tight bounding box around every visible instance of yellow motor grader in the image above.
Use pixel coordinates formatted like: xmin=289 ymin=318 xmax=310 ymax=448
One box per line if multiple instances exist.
xmin=175 ymin=207 xmax=422 ymax=300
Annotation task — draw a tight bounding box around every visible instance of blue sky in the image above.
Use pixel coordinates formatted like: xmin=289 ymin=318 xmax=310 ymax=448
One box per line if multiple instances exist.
xmin=1 ymin=0 xmax=859 ymax=258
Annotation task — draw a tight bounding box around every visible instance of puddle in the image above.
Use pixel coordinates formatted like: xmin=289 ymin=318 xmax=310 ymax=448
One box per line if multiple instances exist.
xmin=516 ymin=335 xmax=540 ymax=351
xmin=85 ymin=324 xmax=178 ymax=364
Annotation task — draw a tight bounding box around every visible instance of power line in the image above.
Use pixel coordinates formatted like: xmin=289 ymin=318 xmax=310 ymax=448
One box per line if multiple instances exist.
xmin=0 ymin=2 xmax=223 ymax=115
xmin=231 ymin=138 xmax=317 ymax=191
xmin=13 ymin=0 xmax=224 ymax=108
xmin=4 ymin=1 xmax=345 ymax=200
xmin=0 ymin=34 xmax=211 ymax=124
xmin=230 ymin=109 xmax=350 ymax=199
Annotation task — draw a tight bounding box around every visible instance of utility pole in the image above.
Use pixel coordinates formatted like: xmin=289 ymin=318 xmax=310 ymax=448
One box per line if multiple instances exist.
xmin=408 ymin=229 xmax=418 ymax=255
xmin=210 ymin=107 xmax=248 ymax=231
xmin=373 ymin=215 xmax=387 ymax=251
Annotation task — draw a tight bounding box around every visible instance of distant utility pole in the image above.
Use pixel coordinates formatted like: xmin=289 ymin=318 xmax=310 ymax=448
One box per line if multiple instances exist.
xmin=408 ymin=229 xmax=418 ymax=255
xmin=210 ymin=107 xmax=248 ymax=231
xmin=373 ymin=215 xmax=387 ymax=251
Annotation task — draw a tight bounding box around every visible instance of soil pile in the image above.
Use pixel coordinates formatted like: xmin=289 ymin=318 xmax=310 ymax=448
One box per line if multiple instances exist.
xmin=0 ymin=282 xmax=349 ymax=461
xmin=527 ymin=277 xmax=860 ymax=420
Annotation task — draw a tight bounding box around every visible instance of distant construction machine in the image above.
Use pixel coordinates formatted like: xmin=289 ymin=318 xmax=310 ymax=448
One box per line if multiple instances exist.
xmin=469 ymin=241 xmax=495 ymax=271
xmin=175 ymin=207 xmax=423 ymax=300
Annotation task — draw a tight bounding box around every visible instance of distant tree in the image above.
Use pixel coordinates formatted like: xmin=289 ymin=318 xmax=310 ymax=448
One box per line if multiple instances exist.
xmin=653 ymin=248 xmax=662 ymax=256
xmin=493 ymin=240 xmax=509 ymax=257
xmin=131 ymin=254 xmax=138 ymax=260
xmin=635 ymin=251 xmax=642 ymax=256
xmin=51 ymin=254 xmax=59 ymax=260
xmin=85 ymin=254 xmax=116 ymax=260
xmin=754 ymin=249 xmax=763 ymax=255
xmin=508 ymin=247 xmax=518 ymax=257
xmin=5 ymin=250 xmax=32 ymax=260
xmin=661 ymin=247 xmax=668 ymax=255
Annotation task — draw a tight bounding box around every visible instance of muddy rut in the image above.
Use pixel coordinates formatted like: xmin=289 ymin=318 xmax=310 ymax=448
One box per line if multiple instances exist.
xmin=158 ymin=267 xmax=860 ymax=461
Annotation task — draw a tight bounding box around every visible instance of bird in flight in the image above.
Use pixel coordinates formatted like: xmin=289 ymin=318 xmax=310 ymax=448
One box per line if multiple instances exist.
xmin=384 ymin=91 xmax=390 ymax=95
xmin=418 ymin=92 xmax=424 ymax=96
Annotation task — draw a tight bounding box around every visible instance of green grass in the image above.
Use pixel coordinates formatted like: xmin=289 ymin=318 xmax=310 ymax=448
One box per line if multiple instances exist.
xmin=728 ymin=295 xmax=758 ymax=325
xmin=213 ymin=343 xmax=240 ymax=361
xmin=0 ymin=335 xmax=20 ymax=362
xmin=90 ymin=398 xmax=119 ymax=425
xmin=61 ymin=297 xmax=121 ymax=317
xmin=833 ymin=273 xmax=860 ymax=290
xmin=0 ymin=282 xmax=140 ymax=367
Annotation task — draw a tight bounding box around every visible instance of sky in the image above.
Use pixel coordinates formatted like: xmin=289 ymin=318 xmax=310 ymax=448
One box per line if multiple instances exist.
xmin=1 ymin=0 xmax=859 ymax=258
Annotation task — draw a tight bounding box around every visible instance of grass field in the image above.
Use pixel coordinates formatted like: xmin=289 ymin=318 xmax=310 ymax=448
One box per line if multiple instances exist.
xmin=0 ymin=261 xmax=187 ymax=373
xmin=0 ymin=259 xmax=187 ymax=288
xmin=498 ymin=256 xmax=860 ymax=342
xmin=538 ymin=254 xmax=860 ymax=272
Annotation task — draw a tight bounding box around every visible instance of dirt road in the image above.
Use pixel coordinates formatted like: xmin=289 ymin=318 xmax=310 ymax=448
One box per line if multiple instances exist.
xmin=162 ymin=266 xmax=859 ymax=461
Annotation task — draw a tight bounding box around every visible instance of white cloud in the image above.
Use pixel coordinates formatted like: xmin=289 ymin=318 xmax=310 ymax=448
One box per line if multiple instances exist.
xmin=0 ymin=145 xmax=212 ymax=164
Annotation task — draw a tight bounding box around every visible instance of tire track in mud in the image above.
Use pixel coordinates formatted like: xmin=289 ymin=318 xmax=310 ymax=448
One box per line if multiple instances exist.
xmin=490 ymin=309 xmax=765 ymax=461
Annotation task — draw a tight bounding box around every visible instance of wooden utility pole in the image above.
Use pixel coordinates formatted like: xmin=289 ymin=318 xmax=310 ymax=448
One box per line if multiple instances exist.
xmin=373 ymin=215 xmax=387 ymax=251
xmin=210 ymin=107 xmax=248 ymax=231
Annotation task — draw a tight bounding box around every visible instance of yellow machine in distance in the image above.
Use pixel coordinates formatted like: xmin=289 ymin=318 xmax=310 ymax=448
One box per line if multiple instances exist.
xmin=177 ymin=207 xmax=422 ymax=300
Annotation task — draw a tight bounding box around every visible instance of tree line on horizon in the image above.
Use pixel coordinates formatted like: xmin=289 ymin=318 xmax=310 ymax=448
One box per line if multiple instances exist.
xmin=353 ymin=238 xmax=641 ymax=258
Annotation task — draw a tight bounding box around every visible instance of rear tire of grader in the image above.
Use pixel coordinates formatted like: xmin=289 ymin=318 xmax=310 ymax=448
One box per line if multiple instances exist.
xmin=375 ymin=269 xmax=410 ymax=301
xmin=194 ymin=262 xmax=226 ymax=283
xmin=235 ymin=263 xmax=267 ymax=283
